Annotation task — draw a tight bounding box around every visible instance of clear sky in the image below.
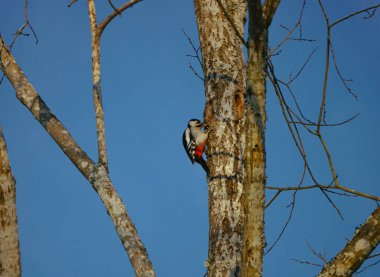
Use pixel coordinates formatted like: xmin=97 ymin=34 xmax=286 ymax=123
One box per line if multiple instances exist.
xmin=0 ymin=0 xmax=379 ymax=276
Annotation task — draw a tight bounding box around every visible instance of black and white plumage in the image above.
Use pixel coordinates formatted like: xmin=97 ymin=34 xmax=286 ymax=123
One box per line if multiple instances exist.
xmin=182 ymin=119 xmax=210 ymax=175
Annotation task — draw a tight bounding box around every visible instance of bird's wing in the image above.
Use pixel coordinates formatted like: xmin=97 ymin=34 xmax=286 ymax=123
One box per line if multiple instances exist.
xmin=182 ymin=128 xmax=195 ymax=163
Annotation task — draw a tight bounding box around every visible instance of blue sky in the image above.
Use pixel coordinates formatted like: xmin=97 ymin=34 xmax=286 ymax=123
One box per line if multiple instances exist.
xmin=0 ymin=0 xmax=379 ymax=276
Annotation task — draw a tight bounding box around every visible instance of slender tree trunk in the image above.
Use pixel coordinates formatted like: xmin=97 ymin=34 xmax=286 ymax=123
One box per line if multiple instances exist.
xmin=241 ymin=2 xmax=268 ymax=276
xmin=241 ymin=1 xmax=280 ymax=275
xmin=0 ymin=129 xmax=21 ymax=277
xmin=318 ymin=206 xmax=380 ymax=277
xmin=194 ymin=0 xmax=247 ymax=275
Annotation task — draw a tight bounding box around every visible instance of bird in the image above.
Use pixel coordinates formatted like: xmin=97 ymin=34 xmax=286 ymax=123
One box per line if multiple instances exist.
xmin=182 ymin=119 xmax=210 ymax=175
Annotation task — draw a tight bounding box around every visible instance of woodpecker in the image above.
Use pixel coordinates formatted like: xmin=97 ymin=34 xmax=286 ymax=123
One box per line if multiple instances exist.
xmin=182 ymin=119 xmax=210 ymax=175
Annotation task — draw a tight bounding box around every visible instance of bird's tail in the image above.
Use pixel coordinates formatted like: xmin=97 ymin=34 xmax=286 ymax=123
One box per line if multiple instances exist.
xmin=196 ymin=156 xmax=210 ymax=175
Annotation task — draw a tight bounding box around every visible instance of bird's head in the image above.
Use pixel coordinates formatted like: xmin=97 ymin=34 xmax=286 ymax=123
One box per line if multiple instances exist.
xmin=188 ymin=119 xmax=203 ymax=128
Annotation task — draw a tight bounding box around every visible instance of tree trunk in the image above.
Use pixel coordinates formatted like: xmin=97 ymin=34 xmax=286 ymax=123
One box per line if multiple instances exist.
xmin=318 ymin=206 xmax=380 ymax=277
xmin=0 ymin=129 xmax=21 ymax=277
xmin=241 ymin=1 xmax=269 ymax=276
xmin=194 ymin=0 xmax=247 ymax=275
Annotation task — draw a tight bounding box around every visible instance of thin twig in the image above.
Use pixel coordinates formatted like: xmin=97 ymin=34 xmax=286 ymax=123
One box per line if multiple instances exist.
xmin=269 ymin=0 xmax=306 ymax=55
xmin=265 ymin=165 xmax=307 ymax=254
xmin=330 ymin=4 xmax=380 ymax=28
xmin=290 ymin=113 xmax=359 ymax=127
xmin=292 ymin=258 xmax=323 ymax=267
xmin=265 ymin=190 xmax=281 ymax=208
xmin=98 ymin=0 xmax=143 ymax=35
xmin=316 ymin=0 xmax=330 ymax=133
xmin=182 ymin=29 xmax=203 ymax=69
xmin=108 ymin=0 xmax=122 ymax=16
xmin=288 ymin=47 xmax=318 ymax=84
xmin=182 ymin=29 xmax=204 ymax=82
xmin=356 ymin=258 xmax=380 ymax=275
xmin=320 ymin=187 xmax=344 ymax=220
xmin=307 ymin=240 xmax=328 ymax=264
xmin=330 ymin=41 xmax=357 ymax=99
xmin=316 ymin=131 xmax=340 ymax=187
xmin=266 ymin=184 xmax=380 ymax=202
xmin=188 ymin=63 xmax=204 ymax=82
xmin=1 ymin=0 xmax=38 ymax=84
xmin=67 ymin=0 xmax=79 ymax=7
xmin=10 ymin=0 xmax=38 ymax=50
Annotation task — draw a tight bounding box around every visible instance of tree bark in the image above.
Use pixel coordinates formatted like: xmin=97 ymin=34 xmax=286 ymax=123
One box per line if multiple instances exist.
xmin=241 ymin=1 xmax=280 ymax=276
xmin=0 ymin=35 xmax=155 ymax=277
xmin=88 ymin=0 xmax=109 ymax=171
xmin=318 ymin=206 xmax=380 ymax=277
xmin=241 ymin=1 xmax=268 ymax=276
xmin=194 ymin=0 xmax=247 ymax=275
xmin=0 ymin=128 xmax=21 ymax=277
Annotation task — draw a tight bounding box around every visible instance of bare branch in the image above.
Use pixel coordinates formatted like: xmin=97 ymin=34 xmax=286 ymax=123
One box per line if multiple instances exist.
xmin=316 ymin=131 xmax=339 ymax=187
xmin=189 ymin=63 xmax=204 ymax=82
xmin=307 ymin=240 xmax=328 ymax=264
xmin=292 ymin=258 xmax=323 ymax=267
xmin=0 ymin=35 xmax=156 ymax=277
xmin=268 ymin=60 xmax=320 ymax=185
xmin=182 ymin=28 xmax=204 ymax=71
xmin=320 ymin=187 xmax=344 ymax=220
xmin=330 ymin=41 xmax=357 ymax=99
xmin=356 ymin=258 xmax=380 ymax=275
xmin=9 ymin=0 xmax=38 ymax=50
xmin=318 ymin=207 xmax=380 ymax=276
xmin=266 ymin=184 xmax=380 ymax=202
xmin=67 ymin=0 xmax=79 ymax=8
xmin=269 ymin=0 xmax=306 ymax=56
xmin=316 ymin=0 xmax=330 ymax=133
xmin=265 ymin=190 xmax=281 ymax=208
xmin=368 ymin=252 xmax=380 ymax=259
xmin=87 ymin=0 xmax=109 ymax=171
xmin=330 ymin=4 xmax=380 ymax=29
xmin=108 ymin=0 xmax=122 ymax=16
xmin=288 ymin=47 xmax=318 ymax=84
xmin=268 ymin=59 xmax=355 ymax=219
xmin=98 ymin=0 xmax=143 ymax=35
xmin=290 ymin=113 xmax=359 ymax=127
xmin=265 ymin=165 xmax=307 ymax=254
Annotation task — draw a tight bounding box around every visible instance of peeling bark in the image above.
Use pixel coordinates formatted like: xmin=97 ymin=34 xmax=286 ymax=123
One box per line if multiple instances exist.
xmin=318 ymin=206 xmax=380 ymax=277
xmin=0 ymin=35 xmax=155 ymax=277
xmin=194 ymin=0 xmax=247 ymax=275
xmin=0 ymin=129 xmax=21 ymax=277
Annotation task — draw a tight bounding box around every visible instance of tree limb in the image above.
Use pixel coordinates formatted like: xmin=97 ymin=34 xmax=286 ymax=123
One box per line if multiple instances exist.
xmin=98 ymin=0 xmax=142 ymax=35
xmin=87 ymin=0 xmax=109 ymax=171
xmin=0 ymin=35 xmax=155 ymax=277
xmin=266 ymin=184 xmax=380 ymax=202
xmin=318 ymin=206 xmax=380 ymax=276
xmin=330 ymin=4 xmax=380 ymax=29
